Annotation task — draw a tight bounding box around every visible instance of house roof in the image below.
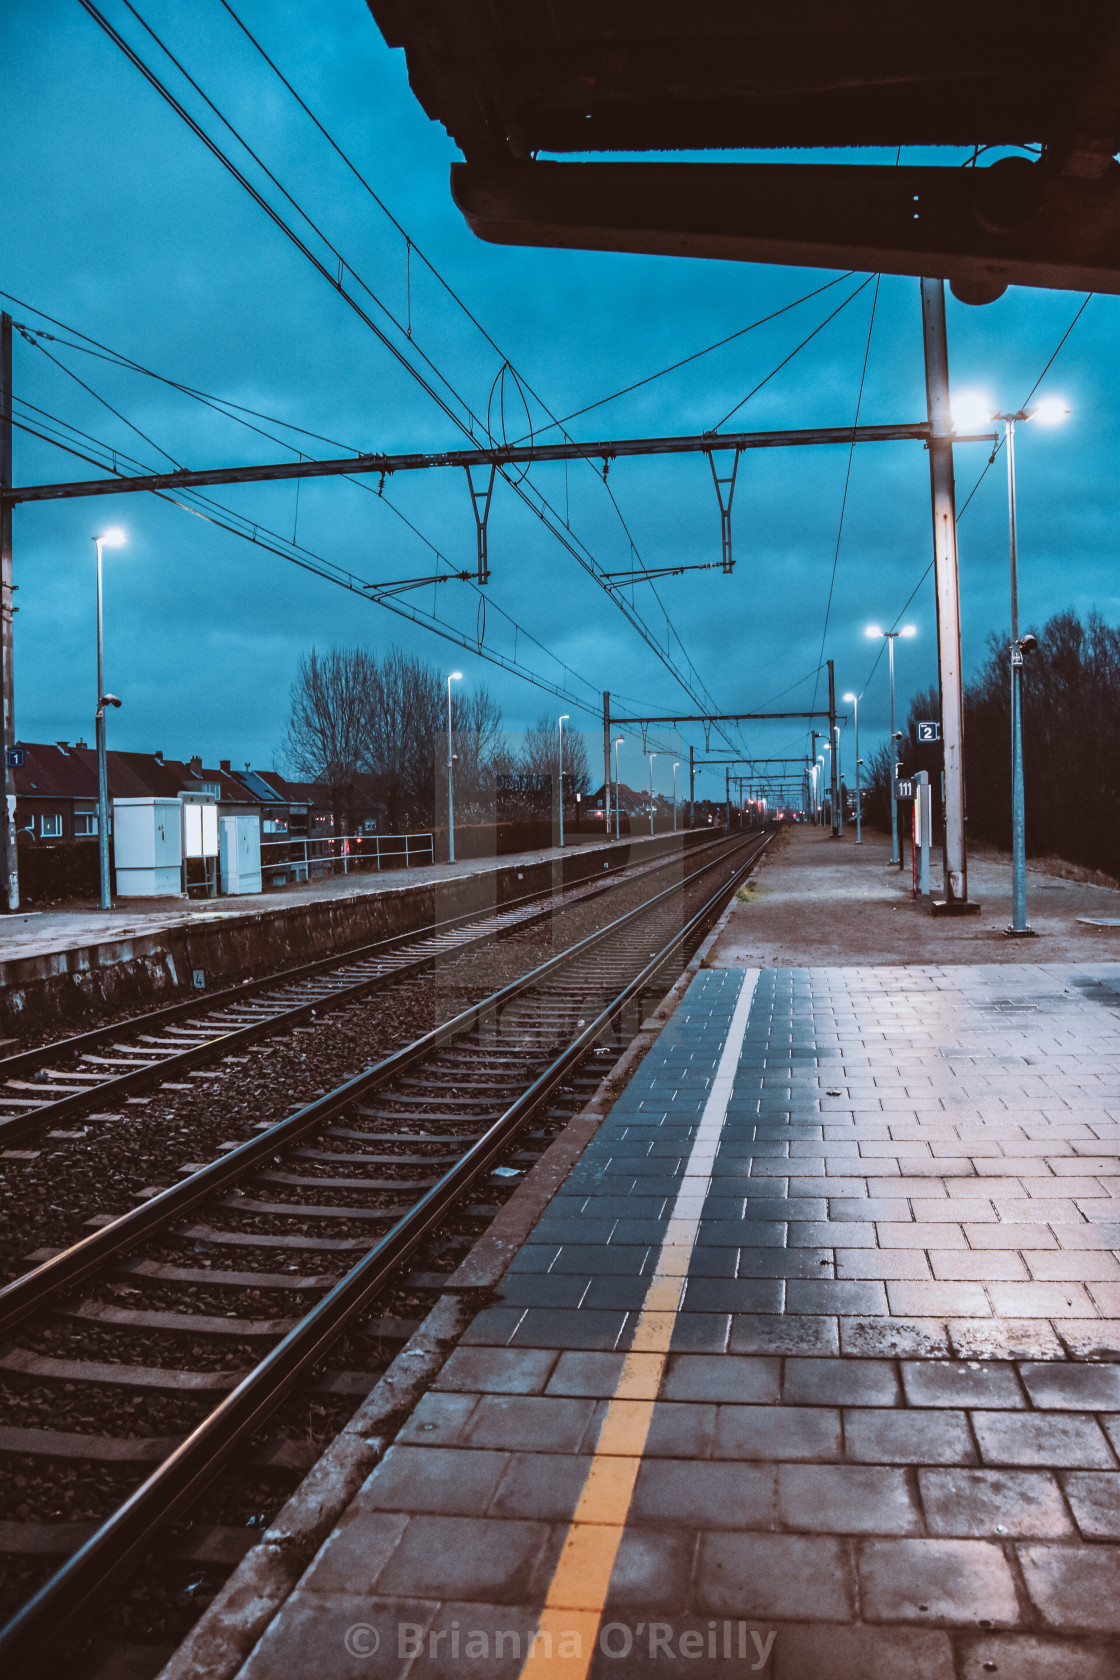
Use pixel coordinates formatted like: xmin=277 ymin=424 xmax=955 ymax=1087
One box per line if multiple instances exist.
xmin=12 ymin=742 xmax=99 ymax=801
xmin=13 ymin=743 xmax=328 ymax=808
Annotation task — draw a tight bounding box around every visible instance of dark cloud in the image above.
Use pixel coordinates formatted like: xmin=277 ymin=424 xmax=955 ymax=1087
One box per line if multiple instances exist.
xmin=4 ymin=0 xmax=1112 ymax=802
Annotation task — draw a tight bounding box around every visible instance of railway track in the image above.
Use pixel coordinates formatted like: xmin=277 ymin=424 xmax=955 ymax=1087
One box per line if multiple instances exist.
xmin=0 ymin=829 xmax=769 ymax=1676
xmin=0 ymin=831 xmax=728 ymax=1147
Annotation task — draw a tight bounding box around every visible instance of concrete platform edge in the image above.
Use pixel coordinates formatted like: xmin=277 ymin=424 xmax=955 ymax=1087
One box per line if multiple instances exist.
xmin=153 ymin=856 xmax=741 ymax=1680
xmin=0 ymin=831 xmax=699 ymax=1035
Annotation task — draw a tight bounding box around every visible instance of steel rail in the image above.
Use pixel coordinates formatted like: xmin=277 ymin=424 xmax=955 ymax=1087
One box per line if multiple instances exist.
xmin=0 ymin=831 xmax=768 ymax=1674
xmin=0 ymin=832 xmax=727 ymax=1144
xmin=0 ymin=834 xmax=763 ymax=1338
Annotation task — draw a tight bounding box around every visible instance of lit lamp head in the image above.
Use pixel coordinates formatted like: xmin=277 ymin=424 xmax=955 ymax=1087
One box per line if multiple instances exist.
xmin=950 ymin=391 xmax=995 ymax=433
xmin=900 ymin=625 xmax=917 ymax=639
xmin=96 ymin=527 xmax=127 ymax=549
xmin=449 ymin=671 xmax=462 ymax=682
xmin=843 ymin=691 xmax=857 ymax=704
xmin=865 ymin=624 xmax=883 ymax=640
xmin=1027 ymin=396 xmax=1070 ymax=426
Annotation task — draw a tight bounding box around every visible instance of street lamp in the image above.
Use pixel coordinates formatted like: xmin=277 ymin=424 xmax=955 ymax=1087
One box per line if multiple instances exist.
xmin=672 ymin=762 xmax=680 ymax=831
xmin=446 ymin=672 xmax=462 ymax=862
xmin=866 ymin=623 xmax=916 ymax=866
xmin=93 ymin=527 xmax=126 ymax=909
xmin=612 ymin=735 xmax=624 ymax=837
xmin=952 ymin=392 xmax=1069 ymax=935
xmin=844 ymin=692 xmax=862 ymax=845
xmin=646 ymin=750 xmax=671 ymax=835
xmin=557 ymin=715 xmax=569 ymax=846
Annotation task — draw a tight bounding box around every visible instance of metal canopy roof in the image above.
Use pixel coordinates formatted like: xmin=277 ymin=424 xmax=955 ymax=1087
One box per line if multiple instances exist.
xmin=367 ymin=2 xmax=1120 ymax=298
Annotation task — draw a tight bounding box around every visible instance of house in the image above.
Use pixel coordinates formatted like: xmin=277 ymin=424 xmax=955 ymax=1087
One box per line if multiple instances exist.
xmin=12 ymin=744 xmax=330 ymax=844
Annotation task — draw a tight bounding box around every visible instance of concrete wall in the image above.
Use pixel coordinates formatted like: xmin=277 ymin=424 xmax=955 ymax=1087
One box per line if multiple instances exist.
xmin=0 ymin=830 xmax=714 ymax=1036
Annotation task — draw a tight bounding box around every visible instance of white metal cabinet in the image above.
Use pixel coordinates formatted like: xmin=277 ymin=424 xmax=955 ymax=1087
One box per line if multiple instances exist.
xmin=112 ymin=797 xmax=183 ymax=897
xmin=219 ymin=813 xmax=263 ymax=895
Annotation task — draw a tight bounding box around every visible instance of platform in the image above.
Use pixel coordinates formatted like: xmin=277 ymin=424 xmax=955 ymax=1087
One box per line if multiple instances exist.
xmin=213 ymin=933 xmax=1120 ymax=1678
xmin=0 ymin=834 xmax=666 ymax=968
xmin=0 ymin=831 xmax=691 ymax=1033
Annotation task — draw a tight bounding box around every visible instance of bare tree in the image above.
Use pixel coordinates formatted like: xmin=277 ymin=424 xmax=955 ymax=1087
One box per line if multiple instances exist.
xmin=283 ymin=647 xmax=376 ymax=833
xmin=286 ymin=645 xmax=505 ymax=833
xmin=521 ymin=711 xmax=591 ymax=820
xmin=364 ymin=651 xmax=443 ymax=827
xmin=452 ymin=686 xmax=504 ymax=817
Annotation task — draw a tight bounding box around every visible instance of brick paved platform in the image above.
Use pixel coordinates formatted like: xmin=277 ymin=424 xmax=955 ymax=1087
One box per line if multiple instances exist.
xmin=223 ymin=961 xmax=1120 ymax=1680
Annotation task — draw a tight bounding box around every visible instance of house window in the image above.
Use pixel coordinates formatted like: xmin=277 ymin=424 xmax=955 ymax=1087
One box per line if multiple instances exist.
xmin=73 ymin=811 xmax=98 ymax=837
xmin=40 ymin=813 xmax=63 ymax=838
xmin=263 ymin=817 xmax=288 ymax=834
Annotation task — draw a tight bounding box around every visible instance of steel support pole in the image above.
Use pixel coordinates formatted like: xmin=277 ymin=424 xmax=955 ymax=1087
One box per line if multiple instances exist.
xmin=689 ymin=745 xmax=694 ymax=828
xmin=0 ymin=316 xmax=16 ymax=911
xmin=1006 ymin=420 xmax=1031 ymax=935
xmin=602 ymin=691 xmax=611 ymax=837
xmin=853 ymin=697 xmax=862 ymax=844
xmin=725 ymin=766 xmax=730 ymax=828
xmin=888 ymin=635 xmax=900 ymax=866
xmin=446 ymin=678 xmax=455 ymax=864
xmin=834 ymin=723 xmax=844 ymax=833
xmin=827 ymin=660 xmax=839 ymax=838
xmin=921 ymin=278 xmax=971 ymax=908
xmin=95 ymin=543 xmax=112 ymax=910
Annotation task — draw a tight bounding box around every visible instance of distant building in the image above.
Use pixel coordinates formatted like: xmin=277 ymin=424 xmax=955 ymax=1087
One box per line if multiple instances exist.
xmin=12 ymin=743 xmax=332 ymax=843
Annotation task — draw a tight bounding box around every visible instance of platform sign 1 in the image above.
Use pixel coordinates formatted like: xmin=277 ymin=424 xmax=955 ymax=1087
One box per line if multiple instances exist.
xmin=916 ymin=721 xmax=940 ymax=744
xmin=895 ymin=777 xmax=916 ymax=801
xmin=5 ymin=748 xmax=24 ymax=769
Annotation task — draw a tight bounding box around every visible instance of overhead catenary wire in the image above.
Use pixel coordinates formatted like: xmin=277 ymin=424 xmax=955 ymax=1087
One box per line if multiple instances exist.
xmin=10 ymin=392 xmax=600 ymax=711
xmin=809 ymin=275 xmax=881 ymax=719
xmin=8 ymin=295 xmax=723 ymax=752
xmin=75 ymin=0 xmax=739 ymax=745
xmin=712 ymin=275 xmax=876 ymax=431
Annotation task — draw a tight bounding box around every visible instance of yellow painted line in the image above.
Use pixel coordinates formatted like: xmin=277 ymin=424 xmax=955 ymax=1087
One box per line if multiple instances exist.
xmin=520 ymin=972 xmax=759 ymax=1678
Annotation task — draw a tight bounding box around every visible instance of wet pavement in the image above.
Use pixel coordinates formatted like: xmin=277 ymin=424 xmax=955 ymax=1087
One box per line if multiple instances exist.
xmin=221 ymin=951 xmax=1120 ymax=1678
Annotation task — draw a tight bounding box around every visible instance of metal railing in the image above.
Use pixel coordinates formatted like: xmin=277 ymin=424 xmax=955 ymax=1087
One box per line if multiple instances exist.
xmin=259 ymin=831 xmax=434 ymax=880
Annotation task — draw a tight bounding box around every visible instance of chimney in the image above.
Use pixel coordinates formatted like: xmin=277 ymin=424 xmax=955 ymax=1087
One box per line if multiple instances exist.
xmin=154 ymin=750 xmax=163 ymax=762
xmin=75 ymin=737 xmax=88 ymax=749
xmin=189 ymin=755 xmax=203 ymax=773
xmin=220 ymin=759 xmax=231 ymax=774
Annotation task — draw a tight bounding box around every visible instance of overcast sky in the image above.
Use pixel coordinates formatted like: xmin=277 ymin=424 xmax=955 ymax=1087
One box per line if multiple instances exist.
xmin=4 ymin=0 xmax=1116 ymax=803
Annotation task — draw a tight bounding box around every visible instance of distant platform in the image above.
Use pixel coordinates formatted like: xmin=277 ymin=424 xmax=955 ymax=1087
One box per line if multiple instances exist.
xmin=0 ymin=830 xmax=700 ymax=1033
xmin=711 ymin=824 xmax=1120 ymax=970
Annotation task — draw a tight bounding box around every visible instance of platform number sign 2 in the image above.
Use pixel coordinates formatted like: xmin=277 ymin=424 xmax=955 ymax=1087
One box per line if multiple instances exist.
xmin=916 ymin=721 xmax=940 ymax=744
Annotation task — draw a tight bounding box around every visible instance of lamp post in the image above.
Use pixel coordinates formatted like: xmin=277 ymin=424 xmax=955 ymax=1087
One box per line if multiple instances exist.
xmin=612 ymin=735 xmax=624 ymax=837
xmin=953 ymin=393 xmax=1069 ymax=935
xmin=446 ymin=671 xmax=462 ymax=862
xmin=94 ymin=527 xmax=126 ymax=909
xmin=844 ymin=692 xmax=862 ymax=844
xmin=648 ymin=753 xmax=656 ymax=835
xmin=866 ymin=624 xmax=916 ymax=866
xmin=833 ymin=725 xmax=844 ymax=833
xmin=557 ymin=715 xmax=569 ymax=846
xmin=672 ymin=762 xmax=680 ymax=831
